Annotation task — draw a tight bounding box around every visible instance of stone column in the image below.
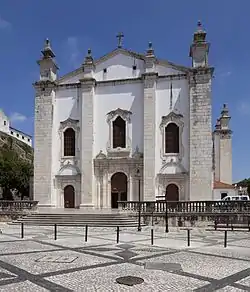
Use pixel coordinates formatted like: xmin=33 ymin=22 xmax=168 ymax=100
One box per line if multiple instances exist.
xmin=142 ymin=73 xmax=158 ymax=201
xmin=33 ymin=81 xmax=55 ymax=207
xmin=79 ymin=78 xmax=95 ymax=208
xmin=189 ymin=69 xmax=213 ymax=200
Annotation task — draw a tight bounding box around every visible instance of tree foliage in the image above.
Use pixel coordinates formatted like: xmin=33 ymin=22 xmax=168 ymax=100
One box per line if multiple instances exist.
xmin=236 ymin=178 xmax=250 ymax=195
xmin=0 ymin=143 xmax=33 ymax=200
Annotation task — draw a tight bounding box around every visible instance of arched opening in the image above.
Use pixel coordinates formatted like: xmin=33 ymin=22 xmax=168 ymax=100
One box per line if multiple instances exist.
xmin=165 ymin=123 xmax=179 ymax=153
xmin=64 ymin=185 xmax=75 ymax=208
xmin=166 ymin=184 xmax=179 ymax=201
xmin=112 ymin=116 xmax=126 ymax=148
xmin=111 ymin=172 xmax=127 ymax=208
xmin=64 ymin=128 xmax=76 ymax=156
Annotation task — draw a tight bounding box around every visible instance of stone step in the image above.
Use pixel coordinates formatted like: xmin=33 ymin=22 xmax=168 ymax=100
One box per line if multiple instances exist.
xmin=22 ymin=214 xmax=134 ymax=218
xmin=11 ymin=212 xmax=141 ymax=227
xmin=9 ymin=222 xmax=139 ymax=227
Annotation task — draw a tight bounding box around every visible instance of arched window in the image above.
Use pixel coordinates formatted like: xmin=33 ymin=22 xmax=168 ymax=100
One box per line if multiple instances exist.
xmin=64 ymin=128 xmax=75 ymax=156
xmin=112 ymin=116 xmax=126 ymax=148
xmin=165 ymin=123 xmax=179 ymax=153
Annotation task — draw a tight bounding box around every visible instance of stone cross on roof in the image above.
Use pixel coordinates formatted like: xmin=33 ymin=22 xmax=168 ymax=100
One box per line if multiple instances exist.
xmin=116 ymin=32 xmax=124 ymax=48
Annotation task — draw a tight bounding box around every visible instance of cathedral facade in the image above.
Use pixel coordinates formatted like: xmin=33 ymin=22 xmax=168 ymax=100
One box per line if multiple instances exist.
xmin=33 ymin=22 xmax=233 ymax=209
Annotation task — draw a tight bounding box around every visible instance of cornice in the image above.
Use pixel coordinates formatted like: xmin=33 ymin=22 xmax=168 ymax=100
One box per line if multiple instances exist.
xmin=54 ymin=73 xmax=188 ymax=90
xmin=33 ymin=80 xmax=57 ymax=89
xmin=158 ymin=74 xmax=187 ymax=81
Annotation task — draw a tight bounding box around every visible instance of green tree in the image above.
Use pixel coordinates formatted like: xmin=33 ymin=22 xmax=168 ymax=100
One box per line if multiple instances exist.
xmin=0 ymin=147 xmax=33 ymax=200
xmin=247 ymin=183 xmax=250 ymax=196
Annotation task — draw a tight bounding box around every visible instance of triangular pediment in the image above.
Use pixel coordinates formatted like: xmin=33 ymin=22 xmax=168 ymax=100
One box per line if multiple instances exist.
xmin=57 ymin=48 xmax=190 ymax=84
xmin=95 ymin=48 xmax=145 ymax=65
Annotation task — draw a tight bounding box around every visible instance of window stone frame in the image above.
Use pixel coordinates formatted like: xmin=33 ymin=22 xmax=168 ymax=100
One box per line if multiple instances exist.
xmin=159 ymin=112 xmax=184 ymax=161
xmin=58 ymin=118 xmax=80 ymax=160
xmin=106 ymin=108 xmax=132 ymax=157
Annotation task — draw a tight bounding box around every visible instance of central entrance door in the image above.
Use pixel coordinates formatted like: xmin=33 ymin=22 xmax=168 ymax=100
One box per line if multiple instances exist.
xmin=111 ymin=172 xmax=127 ymax=209
xmin=64 ymin=185 xmax=75 ymax=208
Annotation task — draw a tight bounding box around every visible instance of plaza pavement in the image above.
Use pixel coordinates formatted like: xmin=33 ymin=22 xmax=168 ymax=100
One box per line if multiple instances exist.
xmin=0 ymin=223 xmax=249 ymax=291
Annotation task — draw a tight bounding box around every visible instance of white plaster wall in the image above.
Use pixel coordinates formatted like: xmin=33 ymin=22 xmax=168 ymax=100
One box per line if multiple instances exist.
xmin=0 ymin=111 xmax=10 ymax=133
xmin=9 ymin=128 xmax=32 ymax=146
xmin=155 ymin=78 xmax=189 ymax=175
xmin=213 ymin=189 xmax=236 ymax=200
xmin=156 ymin=65 xmax=183 ymax=76
xmin=94 ymin=82 xmax=144 ymax=157
xmin=52 ymin=87 xmax=79 ymax=178
xmin=95 ymin=53 xmax=145 ymax=81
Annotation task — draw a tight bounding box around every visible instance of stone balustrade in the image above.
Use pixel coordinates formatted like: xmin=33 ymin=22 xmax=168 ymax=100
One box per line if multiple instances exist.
xmin=118 ymin=200 xmax=250 ymax=214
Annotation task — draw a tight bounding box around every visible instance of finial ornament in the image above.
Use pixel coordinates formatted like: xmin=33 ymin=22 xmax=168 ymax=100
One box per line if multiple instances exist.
xmin=146 ymin=41 xmax=154 ymax=57
xmin=116 ymin=32 xmax=124 ymax=48
xmin=41 ymin=38 xmax=55 ymax=59
xmin=197 ymin=20 xmax=202 ymax=29
xmin=193 ymin=20 xmax=206 ymax=43
xmin=84 ymin=48 xmax=93 ymax=65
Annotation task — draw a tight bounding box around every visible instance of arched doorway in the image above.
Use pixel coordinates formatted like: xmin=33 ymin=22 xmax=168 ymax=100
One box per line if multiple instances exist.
xmin=166 ymin=184 xmax=179 ymax=201
xmin=64 ymin=185 xmax=75 ymax=208
xmin=111 ymin=172 xmax=127 ymax=208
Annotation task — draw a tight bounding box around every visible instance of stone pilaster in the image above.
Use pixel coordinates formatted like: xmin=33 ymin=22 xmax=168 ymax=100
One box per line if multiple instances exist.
xmin=79 ymin=78 xmax=95 ymax=207
xmin=33 ymin=81 xmax=55 ymax=206
xmin=189 ymin=68 xmax=213 ymax=200
xmin=219 ymin=131 xmax=232 ymax=184
xmin=142 ymin=72 xmax=157 ymax=201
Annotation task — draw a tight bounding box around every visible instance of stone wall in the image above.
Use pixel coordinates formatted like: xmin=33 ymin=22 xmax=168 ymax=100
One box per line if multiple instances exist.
xmin=33 ymin=82 xmax=54 ymax=206
xmin=189 ymin=69 xmax=213 ymax=200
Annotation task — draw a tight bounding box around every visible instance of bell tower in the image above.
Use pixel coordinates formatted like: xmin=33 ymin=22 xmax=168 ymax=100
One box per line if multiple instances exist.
xmin=214 ymin=104 xmax=233 ymax=184
xmin=189 ymin=21 xmax=214 ymax=200
xmin=33 ymin=39 xmax=58 ymax=207
xmin=189 ymin=21 xmax=210 ymax=68
xmin=37 ymin=39 xmax=58 ymax=81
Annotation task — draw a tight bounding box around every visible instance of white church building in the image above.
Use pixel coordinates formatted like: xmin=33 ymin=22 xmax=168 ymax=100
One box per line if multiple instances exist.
xmin=33 ymin=22 xmax=234 ymax=209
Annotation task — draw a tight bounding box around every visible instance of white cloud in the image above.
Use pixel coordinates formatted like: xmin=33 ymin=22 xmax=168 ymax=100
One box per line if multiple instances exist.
xmin=66 ymin=36 xmax=80 ymax=68
xmin=0 ymin=16 xmax=11 ymax=30
xmin=237 ymin=101 xmax=250 ymax=116
xmin=10 ymin=112 xmax=27 ymax=123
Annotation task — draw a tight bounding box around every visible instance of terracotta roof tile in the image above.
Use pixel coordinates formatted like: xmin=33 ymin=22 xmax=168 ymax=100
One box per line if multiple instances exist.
xmin=214 ymin=180 xmax=235 ymax=189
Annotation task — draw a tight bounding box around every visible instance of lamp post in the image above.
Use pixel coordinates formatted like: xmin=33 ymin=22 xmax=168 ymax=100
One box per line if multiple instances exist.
xmin=165 ymin=189 xmax=169 ymax=233
xmin=136 ymin=168 xmax=142 ymax=231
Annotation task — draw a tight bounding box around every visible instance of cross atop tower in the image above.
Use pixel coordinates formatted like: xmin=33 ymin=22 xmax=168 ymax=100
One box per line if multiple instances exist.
xmin=116 ymin=32 xmax=124 ymax=48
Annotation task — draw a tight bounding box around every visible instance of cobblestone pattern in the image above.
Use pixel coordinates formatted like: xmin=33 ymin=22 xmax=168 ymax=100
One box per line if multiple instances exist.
xmin=0 ymin=225 xmax=250 ymax=291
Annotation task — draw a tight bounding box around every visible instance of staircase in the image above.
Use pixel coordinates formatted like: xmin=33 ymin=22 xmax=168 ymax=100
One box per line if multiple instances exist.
xmin=10 ymin=210 xmax=140 ymax=227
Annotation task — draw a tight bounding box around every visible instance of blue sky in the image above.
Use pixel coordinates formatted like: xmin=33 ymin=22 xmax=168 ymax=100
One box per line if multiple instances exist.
xmin=0 ymin=0 xmax=249 ymax=182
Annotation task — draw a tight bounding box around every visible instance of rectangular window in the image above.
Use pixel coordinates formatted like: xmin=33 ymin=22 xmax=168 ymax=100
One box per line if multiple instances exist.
xmin=221 ymin=192 xmax=227 ymax=200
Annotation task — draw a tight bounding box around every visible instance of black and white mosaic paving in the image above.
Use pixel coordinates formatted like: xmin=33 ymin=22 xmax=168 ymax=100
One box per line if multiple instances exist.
xmin=0 ymin=225 xmax=249 ymax=291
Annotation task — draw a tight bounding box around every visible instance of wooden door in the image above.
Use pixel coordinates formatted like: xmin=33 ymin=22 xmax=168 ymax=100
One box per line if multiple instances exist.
xmin=64 ymin=185 xmax=75 ymax=208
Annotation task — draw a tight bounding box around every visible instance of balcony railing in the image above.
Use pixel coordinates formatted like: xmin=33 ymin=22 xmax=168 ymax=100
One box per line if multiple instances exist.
xmin=118 ymin=200 xmax=250 ymax=214
xmin=0 ymin=200 xmax=38 ymax=212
